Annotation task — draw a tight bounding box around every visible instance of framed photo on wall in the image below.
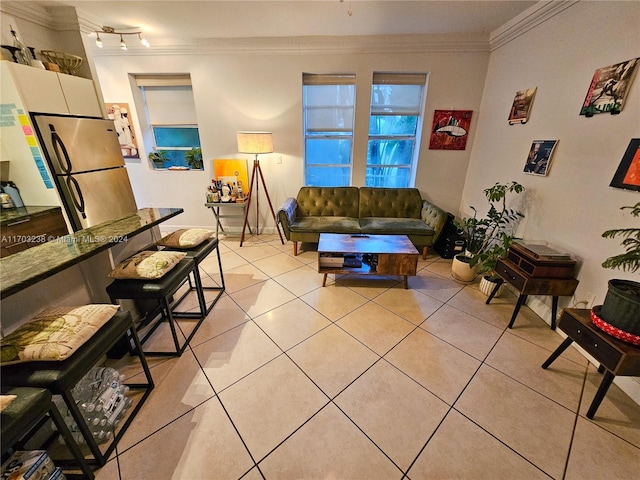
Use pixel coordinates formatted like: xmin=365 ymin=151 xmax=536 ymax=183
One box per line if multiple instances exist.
xmin=213 ymin=159 xmax=250 ymax=194
xmin=523 ymin=140 xmax=558 ymax=176
xmin=580 ymin=57 xmax=640 ymax=116
xmin=610 ymin=139 xmax=640 ymax=192
xmin=428 ymin=110 xmax=473 ymax=150
xmin=508 ymin=87 xmax=537 ymax=124
xmin=105 ymin=103 xmax=139 ymax=158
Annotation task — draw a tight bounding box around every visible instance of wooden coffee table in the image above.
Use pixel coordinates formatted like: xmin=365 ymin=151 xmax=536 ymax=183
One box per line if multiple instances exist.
xmin=318 ymin=233 xmax=419 ymax=288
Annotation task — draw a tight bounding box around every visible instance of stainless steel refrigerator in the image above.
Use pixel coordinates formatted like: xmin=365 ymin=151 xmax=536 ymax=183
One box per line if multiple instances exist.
xmin=31 ymin=114 xmax=138 ymax=232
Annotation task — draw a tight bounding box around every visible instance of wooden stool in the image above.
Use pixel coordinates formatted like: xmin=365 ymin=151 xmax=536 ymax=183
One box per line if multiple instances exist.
xmin=106 ymin=258 xmax=206 ymax=357
xmin=0 ymin=311 xmax=153 ymax=467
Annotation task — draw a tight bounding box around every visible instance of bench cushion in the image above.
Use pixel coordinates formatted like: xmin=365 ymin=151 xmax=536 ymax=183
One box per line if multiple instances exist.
xmin=359 ymin=217 xmax=435 ymax=236
xmin=157 ymin=228 xmax=214 ymax=249
xmin=108 ymin=250 xmax=186 ymax=280
xmin=0 ymin=305 xmax=119 ymax=365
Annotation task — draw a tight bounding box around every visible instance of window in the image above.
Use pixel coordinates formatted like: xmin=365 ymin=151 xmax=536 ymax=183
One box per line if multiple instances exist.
xmin=136 ymin=75 xmax=202 ymax=170
xmin=303 ymin=74 xmax=355 ymax=186
xmin=366 ymin=73 xmax=427 ymax=187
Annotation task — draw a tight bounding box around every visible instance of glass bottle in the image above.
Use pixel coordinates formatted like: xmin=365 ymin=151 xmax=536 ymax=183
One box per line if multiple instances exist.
xmin=9 ymin=25 xmax=30 ymax=65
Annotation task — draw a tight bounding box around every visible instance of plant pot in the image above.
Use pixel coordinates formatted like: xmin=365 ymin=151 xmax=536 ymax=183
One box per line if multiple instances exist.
xmin=597 ymin=279 xmax=640 ymax=337
xmin=479 ymin=275 xmax=504 ymax=297
xmin=451 ymin=254 xmax=479 ymax=283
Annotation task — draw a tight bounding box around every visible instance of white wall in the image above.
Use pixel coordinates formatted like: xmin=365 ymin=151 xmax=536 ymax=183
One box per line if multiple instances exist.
xmin=92 ymin=40 xmax=491 ymax=231
xmin=463 ymin=1 xmax=639 ymax=315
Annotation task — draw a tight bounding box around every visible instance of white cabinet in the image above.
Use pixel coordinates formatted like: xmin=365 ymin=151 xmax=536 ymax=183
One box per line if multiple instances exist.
xmin=2 ymin=61 xmax=103 ymax=117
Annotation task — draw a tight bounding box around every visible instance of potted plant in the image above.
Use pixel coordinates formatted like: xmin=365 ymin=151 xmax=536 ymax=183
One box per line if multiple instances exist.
xmin=148 ymin=150 xmax=168 ymax=168
xmin=595 ymin=202 xmax=640 ymax=342
xmin=185 ymin=147 xmax=203 ymax=170
xmin=452 ymin=181 xmax=525 ymax=287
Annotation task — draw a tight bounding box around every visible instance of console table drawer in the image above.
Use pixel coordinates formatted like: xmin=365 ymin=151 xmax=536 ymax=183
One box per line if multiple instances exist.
xmin=559 ymin=312 xmax=622 ymax=369
xmin=495 ymin=260 xmax=526 ymax=291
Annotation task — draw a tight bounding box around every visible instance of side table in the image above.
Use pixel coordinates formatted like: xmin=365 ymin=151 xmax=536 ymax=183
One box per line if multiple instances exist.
xmin=542 ymin=308 xmax=640 ymax=419
xmin=205 ymin=202 xmax=252 ymax=236
xmin=486 ymin=258 xmax=578 ymax=329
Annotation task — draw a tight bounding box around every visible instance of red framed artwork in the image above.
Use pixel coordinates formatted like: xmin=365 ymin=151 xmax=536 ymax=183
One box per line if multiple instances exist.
xmin=429 ymin=110 xmax=473 ymax=150
xmin=610 ymin=139 xmax=640 ymax=192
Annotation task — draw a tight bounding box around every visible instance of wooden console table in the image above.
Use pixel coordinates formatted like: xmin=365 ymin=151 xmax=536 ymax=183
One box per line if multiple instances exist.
xmin=542 ymin=308 xmax=640 ymax=419
xmin=486 ymin=258 xmax=579 ymax=329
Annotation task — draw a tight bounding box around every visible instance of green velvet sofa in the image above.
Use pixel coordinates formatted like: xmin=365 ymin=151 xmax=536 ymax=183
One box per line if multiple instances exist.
xmin=277 ymin=187 xmax=447 ymax=258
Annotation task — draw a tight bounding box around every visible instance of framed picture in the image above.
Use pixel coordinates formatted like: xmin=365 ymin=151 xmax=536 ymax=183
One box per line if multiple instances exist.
xmin=610 ymin=139 xmax=640 ymax=192
xmin=105 ymin=103 xmax=139 ymax=158
xmin=580 ymin=57 xmax=640 ymax=116
xmin=523 ymin=140 xmax=558 ymax=176
xmin=213 ymin=159 xmax=250 ymax=194
xmin=508 ymin=87 xmax=537 ymax=124
xmin=429 ymin=110 xmax=473 ymax=150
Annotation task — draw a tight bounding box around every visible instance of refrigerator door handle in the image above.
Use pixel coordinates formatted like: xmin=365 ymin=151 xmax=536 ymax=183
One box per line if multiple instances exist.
xmin=50 ymin=126 xmax=73 ymax=174
xmin=66 ymin=175 xmax=87 ymax=219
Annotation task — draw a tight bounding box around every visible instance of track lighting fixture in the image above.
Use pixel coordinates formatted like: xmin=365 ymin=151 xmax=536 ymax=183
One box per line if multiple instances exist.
xmin=94 ymin=26 xmax=150 ymax=49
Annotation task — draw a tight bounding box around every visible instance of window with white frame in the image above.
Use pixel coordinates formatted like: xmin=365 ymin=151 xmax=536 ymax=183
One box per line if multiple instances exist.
xmin=136 ymin=75 xmax=202 ymax=170
xmin=302 ymin=73 xmax=355 ymax=186
xmin=366 ymin=73 xmax=427 ymax=187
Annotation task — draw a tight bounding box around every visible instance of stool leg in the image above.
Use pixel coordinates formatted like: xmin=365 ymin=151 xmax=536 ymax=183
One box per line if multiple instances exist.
xmin=61 ymin=390 xmax=106 ymax=465
xmin=49 ymin=401 xmax=95 ymax=479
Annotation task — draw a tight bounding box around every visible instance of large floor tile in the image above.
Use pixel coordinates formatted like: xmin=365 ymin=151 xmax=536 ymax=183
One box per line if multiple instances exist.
xmin=258 ymin=403 xmax=403 ymax=479
xmin=408 ymin=270 xmax=465 ymax=303
xmin=565 ymin=416 xmax=640 ymax=480
xmin=409 ymin=409 xmax=550 ymax=480
xmin=420 ymin=304 xmax=503 ymax=360
xmin=228 ymin=278 xmax=296 ymax=318
xmin=447 ymin=286 xmax=516 ymax=329
xmin=578 ymin=364 xmax=640 ymax=447
xmin=272 ymin=264 xmax=326 ymax=297
xmin=117 ymin=350 xmax=215 ymax=452
xmin=336 ymin=302 xmax=415 ymax=355
xmin=188 ymin=294 xmax=251 ymax=347
xmin=300 ymin=284 xmax=369 ymax=321
xmin=253 ymin=298 xmax=331 ymax=351
xmin=117 ymin=397 xmax=255 ymax=480
xmin=335 ymin=360 xmax=450 ymax=471
xmin=455 ymin=365 xmax=576 ymax=479
xmin=486 ymin=331 xmax=588 ymax=411
xmin=221 ymin=263 xmax=270 ymax=294
xmin=192 ymin=320 xmax=282 ymax=392
xmin=385 ymin=328 xmax=480 ymax=404
xmin=219 ymin=355 xmax=328 ymax=461
xmin=235 ymin=242 xmax=282 ymax=263
xmin=335 ymin=275 xmax=399 ymax=299
xmin=252 ymin=251 xmax=307 ymax=277
xmin=373 ymin=287 xmax=444 ymax=325
xmin=287 ymin=324 xmax=379 ymax=398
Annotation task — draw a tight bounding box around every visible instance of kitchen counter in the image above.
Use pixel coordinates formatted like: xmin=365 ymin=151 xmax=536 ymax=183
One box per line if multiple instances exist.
xmin=0 ymin=205 xmax=62 ymax=226
xmin=0 ymin=207 xmax=183 ymax=298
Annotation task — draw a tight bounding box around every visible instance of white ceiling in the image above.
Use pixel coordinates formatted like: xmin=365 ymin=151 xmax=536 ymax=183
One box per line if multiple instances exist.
xmin=41 ymin=0 xmax=538 ymax=45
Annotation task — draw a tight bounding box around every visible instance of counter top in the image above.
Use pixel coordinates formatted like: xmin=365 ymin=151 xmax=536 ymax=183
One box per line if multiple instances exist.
xmin=0 ymin=207 xmax=183 ymax=298
xmin=0 ymin=206 xmax=63 ymax=226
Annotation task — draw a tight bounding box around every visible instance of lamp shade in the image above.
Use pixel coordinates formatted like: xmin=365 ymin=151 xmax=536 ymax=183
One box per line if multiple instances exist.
xmin=237 ymin=131 xmax=273 ymax=154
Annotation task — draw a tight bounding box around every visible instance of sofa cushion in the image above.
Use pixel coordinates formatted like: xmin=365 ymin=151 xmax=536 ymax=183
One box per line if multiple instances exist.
xmin=289 ymin=216 xmax=361 ymax=234
xmin=108 ymin=250 xmax=186 ymax=280
xmin=296 ymin=187 xmax=360 ymax=218
xmin=359 ymin=187 xmax=423 ymax=219
xmin=359 ymin=217 xmax=435 ymax=237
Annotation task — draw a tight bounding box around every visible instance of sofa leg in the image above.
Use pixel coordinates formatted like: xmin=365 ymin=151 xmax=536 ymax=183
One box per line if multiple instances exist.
xmin=422 ymin=246 xmax=428 ymax=260
xmin=293 ymin=242 xmax=298 ymax=256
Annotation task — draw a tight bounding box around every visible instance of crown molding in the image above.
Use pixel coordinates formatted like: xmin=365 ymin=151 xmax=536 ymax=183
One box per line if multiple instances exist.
xmin=489 ymin=0 xmax=580 ymax=51
xmin=89 ymin=33 xmax=490 ymax=57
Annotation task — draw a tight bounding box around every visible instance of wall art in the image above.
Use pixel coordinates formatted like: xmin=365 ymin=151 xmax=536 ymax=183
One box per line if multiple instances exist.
xmin=580 ymin=57 xmax=640 ymax=116
xmin=428 ymin=110 xmax=473 ymax=150
xmin=213 ymin=159 xmax=249 ymax=196
xmin=610 ymin=139 xmax=640 ymax=192
xmin=105 ymin=103 xmax=139 ymax=158
xmin=523 ymin=140 xmax=558 ymax=176
xmin=508 ymin=87 xmax=537 ymax=124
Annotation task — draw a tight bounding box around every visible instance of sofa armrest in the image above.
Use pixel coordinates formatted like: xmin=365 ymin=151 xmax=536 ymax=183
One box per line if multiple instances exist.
xmin=421 ymin=200 xmax=447 ymax=244
xmin=276 ymin=197 xmax=297 ymax=240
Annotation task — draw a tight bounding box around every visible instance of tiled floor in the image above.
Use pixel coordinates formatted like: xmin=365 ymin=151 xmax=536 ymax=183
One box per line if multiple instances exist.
xmin=96 ymin=234 xmax=640 ymax=480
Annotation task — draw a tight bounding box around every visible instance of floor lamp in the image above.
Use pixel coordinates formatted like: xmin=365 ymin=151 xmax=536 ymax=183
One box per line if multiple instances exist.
xmin=237 ymin=131 xmax=284 ymax=247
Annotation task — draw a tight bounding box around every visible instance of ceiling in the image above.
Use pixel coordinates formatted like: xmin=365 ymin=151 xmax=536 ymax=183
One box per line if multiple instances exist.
xmin=40 ymin=0 xmax=538 ymax=46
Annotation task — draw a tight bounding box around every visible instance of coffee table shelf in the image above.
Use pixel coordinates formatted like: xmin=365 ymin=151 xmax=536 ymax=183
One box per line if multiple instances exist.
xmin=318 ymin=234 xmax=419 ymax=288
